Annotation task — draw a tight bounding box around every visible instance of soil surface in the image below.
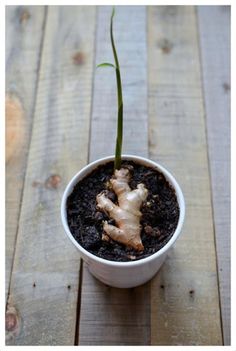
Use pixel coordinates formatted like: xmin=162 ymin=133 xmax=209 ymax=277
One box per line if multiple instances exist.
xmin=67 ymin=161 xmax=180 ymax=262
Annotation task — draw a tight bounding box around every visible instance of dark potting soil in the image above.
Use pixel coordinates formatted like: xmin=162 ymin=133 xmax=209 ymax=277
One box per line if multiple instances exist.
xmin=66 ymin=161 xmax=180 ymax=262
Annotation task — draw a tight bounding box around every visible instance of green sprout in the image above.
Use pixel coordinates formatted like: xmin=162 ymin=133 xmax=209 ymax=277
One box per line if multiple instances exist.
xmin=97 ymin=7 xmax=123 ymax=170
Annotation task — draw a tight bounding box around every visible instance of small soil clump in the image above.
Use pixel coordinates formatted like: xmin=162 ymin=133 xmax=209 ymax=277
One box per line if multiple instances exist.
xmin=67 ymin=161 xmax=179 ymax=262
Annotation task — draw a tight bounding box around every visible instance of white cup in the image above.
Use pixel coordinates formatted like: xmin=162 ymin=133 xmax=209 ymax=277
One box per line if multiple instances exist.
xmin=61 ymin=155 xmax=185 ymax=288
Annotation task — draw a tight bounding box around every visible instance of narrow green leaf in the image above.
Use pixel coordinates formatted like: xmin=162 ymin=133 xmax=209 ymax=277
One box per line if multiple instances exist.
xmin=97 ymin=62 xmax=116 ymax=69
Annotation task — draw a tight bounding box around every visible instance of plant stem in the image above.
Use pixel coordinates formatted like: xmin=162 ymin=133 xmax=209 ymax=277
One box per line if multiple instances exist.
xmin=110 ymin=8 xmax=123 ymax=170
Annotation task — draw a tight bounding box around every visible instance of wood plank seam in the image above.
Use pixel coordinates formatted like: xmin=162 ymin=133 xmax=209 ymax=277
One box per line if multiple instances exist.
xmin=196 ymin=7 xmax=228 ymax=344
xmin=6 ymin=6 xmax=48 ymax=305
xmin=75 ymin=6 xmax=98 ymax=345
xmin=196 ymin=12 xmax=224 ymax=343
xmin=74 ymin=259 xmax=84 ymax=345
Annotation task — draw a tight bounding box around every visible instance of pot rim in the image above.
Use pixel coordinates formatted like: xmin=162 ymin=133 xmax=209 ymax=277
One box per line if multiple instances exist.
xmin=61 ymin=154 xmax=185 ymax=267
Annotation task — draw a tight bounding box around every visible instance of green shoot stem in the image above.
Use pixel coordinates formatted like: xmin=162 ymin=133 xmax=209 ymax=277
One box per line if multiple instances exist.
xmin=97 ymin=8 xmax=123 ymax=171
xmin=110 ymin=8 xmax=123 ymax=170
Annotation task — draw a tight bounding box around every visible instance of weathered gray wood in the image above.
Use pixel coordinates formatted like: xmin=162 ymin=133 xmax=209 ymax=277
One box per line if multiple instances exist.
xmin=80 ymin=266 xmax=150 ymax=345
xmin=79 ymin=6 xmax=150 ymax=345
xmin=148 ymin=6 xmax=222 ymax=345
xmin=6 ymin=5 xmax=46 ymax=302
xmin=6 ymin=6 xmax=96 ymax=345
xmin=198 ymin=6 xmax=230 ymax=345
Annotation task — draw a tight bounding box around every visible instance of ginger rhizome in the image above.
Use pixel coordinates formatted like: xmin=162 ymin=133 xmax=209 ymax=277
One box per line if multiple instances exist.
xmin=96 ymin=168 xmax=148 ymax=251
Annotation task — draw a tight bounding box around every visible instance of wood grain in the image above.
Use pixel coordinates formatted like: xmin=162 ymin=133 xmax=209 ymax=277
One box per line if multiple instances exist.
xmin=148 ymin=6 xmax=222 ymax=345
xmin=6 ymin=5 xmax=46 ymax=301
xmin=80 ymin=265 xmax=150 ymax=345
xmin=6 ymin=95 xmax=25 ymax=163
xmin=79 ymin=6 xmax=150 ymax=345
xmin=6 ymin=6 xmax=96 ymax=345
xmin=198 ymin=6 xmax=230 ymax=345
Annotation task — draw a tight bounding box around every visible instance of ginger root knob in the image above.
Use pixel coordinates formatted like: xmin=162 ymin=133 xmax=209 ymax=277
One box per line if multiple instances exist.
xmin=96 ymin=168 xmax=148 ymax=251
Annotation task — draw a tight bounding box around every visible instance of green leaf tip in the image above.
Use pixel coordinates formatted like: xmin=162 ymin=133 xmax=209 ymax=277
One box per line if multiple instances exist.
xmin=111 ymin=7 xmax=115 ymax=19
xmin=96 ymin=62 xmax=116 ymax=69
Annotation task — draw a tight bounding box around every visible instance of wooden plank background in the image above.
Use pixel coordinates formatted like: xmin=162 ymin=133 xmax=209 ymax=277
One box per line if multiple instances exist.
xmin=5 ymin=5 xmax=230 ymax=346
xmin=198 ymin=6 xmax=231 ymax=345
xmin=6 ymin=5 xmax=46 ymax=301
xmin=148 ymin=6 xmax=222 ymax=345
xmin=6 ymin=6 xmax=96 ymax=345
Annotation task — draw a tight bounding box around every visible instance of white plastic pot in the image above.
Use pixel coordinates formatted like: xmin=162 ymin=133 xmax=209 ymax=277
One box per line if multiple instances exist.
xmin=61 ymin=155 xmax=185 ymax=288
